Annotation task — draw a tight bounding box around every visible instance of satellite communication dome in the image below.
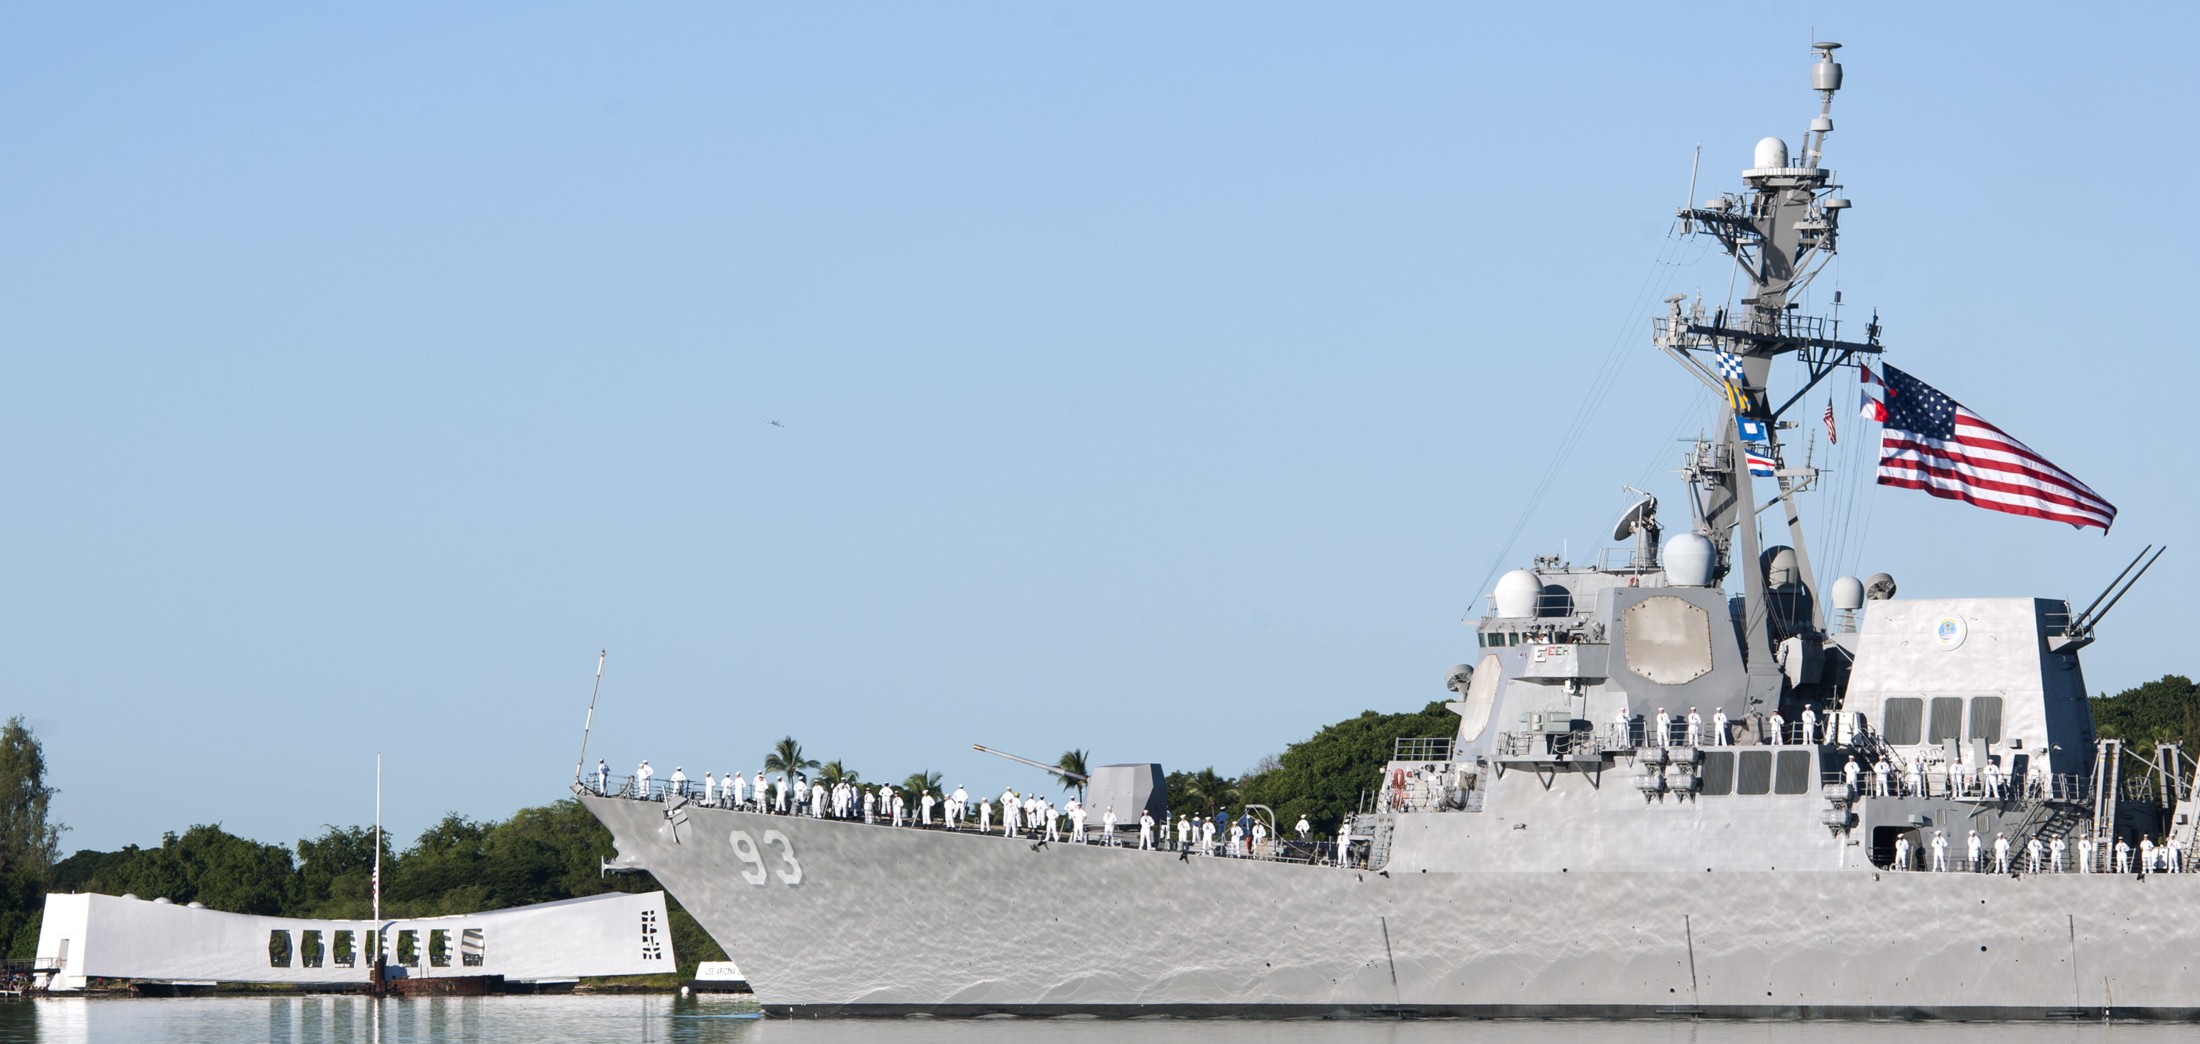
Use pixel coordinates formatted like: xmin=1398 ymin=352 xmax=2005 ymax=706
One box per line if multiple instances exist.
xmin=1830 ymin=575 xmax=1866 ymax=611
xmin=1662 ymin=533 xmax=1717 ymax=587
xmin=1445 ymin=663 xmax=1475 ymax=694
xmin=1753 ymin=136 xmax=1790 ymax=170
xmin=1864 ymin=572 xmax=1898 ymax=601
xmin=1761 ymin=546 xmax=1802 ymax=589
xmin=1494 ymin=569 xmax=1542 ymax=618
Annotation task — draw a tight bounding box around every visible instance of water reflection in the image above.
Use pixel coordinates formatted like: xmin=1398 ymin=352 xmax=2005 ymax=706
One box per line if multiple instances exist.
xmin=3 ymin=997 xmax=2195 ymax=1044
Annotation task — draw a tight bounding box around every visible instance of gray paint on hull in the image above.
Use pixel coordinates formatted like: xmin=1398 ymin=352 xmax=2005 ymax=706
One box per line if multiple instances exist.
xmin=583 ymin=797 xmax=2200 ymax=1018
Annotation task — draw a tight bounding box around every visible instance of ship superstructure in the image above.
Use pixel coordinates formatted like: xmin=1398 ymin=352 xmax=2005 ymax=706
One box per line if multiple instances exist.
xmin=577 ymin=46 xmax=2196 ymax=1019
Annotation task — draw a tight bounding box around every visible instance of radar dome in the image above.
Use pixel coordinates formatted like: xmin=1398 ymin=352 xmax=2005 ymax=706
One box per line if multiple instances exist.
xmin=1445 ymin=663 xmax=1475 ymax=694
xmin=1864 ymin=572 xmax=1898 ymax=601
xmin=1494 ymin=570 xmax=1541 ymax=618
xmin=1662 ymin=533 xmax=1717 ymax=587
xmin=1753 ymin=136 xmax=1790 ymax=170
xmin=1830 ymin=575 xmax=1865 ymax=611
xmin=153 ymin=897 xmax=173 ymax=905
xmin=1760 ymin=546 xmax=1802 ymax=589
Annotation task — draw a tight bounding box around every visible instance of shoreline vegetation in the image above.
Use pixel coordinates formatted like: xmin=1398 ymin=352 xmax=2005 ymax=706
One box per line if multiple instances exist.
xmin=4 ymin=677 xmax=2195 ymax=987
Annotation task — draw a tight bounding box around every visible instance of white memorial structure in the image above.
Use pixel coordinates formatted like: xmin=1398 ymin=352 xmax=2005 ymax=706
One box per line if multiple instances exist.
xmin=34 ymin=890 xmax=675 ymax=991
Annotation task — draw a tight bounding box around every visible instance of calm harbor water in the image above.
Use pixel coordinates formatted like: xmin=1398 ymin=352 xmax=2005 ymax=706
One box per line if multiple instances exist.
xmin=2 ymin=997 xmax=2195 ymax=1044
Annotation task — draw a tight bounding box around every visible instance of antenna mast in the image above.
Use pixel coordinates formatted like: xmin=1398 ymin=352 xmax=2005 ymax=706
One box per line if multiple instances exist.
xmin=1661 ymin=42 xmax=1877 ymax=712
xmin=573 ymin=651 xmax=607 ymax=786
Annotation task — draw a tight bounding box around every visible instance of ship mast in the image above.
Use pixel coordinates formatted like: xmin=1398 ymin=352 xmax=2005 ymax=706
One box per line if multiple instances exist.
xmin=1659 ymin=42 xmax=1881 ymax=711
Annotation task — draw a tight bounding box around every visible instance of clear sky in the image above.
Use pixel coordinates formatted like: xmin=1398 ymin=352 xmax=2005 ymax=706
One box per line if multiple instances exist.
xmin=5 ymin=4 xmax=2193 ymax=856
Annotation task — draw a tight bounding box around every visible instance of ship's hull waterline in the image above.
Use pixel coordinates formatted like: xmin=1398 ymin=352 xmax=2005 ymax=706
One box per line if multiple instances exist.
xmin=584 ymin=796 xmax=2200 ymax=1019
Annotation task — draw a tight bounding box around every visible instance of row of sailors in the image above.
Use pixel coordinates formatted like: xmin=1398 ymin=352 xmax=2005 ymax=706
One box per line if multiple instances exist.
xmin=1893 ymin=829 xmax=2192 ymax=875
xmin=606 ymin=760 xmax=1327 ymax=855
xmin=1621 ymin=705 xmax=1837 ymax=748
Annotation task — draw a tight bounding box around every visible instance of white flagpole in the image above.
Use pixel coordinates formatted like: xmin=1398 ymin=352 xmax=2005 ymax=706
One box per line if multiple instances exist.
xmin=373 ymin=753 xmax=382 ymax=926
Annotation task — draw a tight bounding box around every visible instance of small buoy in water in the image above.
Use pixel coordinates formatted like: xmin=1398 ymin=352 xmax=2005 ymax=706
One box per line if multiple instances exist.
xmin=681 ymin=986 xmax=690 ymax=997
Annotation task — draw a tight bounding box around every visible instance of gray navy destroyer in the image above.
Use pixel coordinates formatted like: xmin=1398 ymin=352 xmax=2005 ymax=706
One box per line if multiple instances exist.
xmin=579 ymin=46 xmax=2193 ymax=1018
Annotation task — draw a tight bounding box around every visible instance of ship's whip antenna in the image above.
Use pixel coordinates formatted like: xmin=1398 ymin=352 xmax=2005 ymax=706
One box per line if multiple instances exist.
xmin=573 ymin=650 xmax=607 ymax=786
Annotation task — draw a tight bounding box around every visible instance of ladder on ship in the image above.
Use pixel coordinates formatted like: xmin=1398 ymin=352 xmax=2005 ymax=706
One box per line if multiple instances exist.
xmin=2157 ymin=743 xmax=2200 ymax=857
xmin=1361 ymin=813 xmax=1398 ymax=871
xmin=2090 ymin=739 xmax=2122 ymax=850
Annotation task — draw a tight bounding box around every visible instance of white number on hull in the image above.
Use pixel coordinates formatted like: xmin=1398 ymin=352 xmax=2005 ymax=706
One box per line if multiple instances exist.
xmin=763 ymin=829 xmax=803 ymax=885
xmin=728 ymin=829 xmax=804 ymax=886
xmin=728 ymin=830 xmax=769 ymax=885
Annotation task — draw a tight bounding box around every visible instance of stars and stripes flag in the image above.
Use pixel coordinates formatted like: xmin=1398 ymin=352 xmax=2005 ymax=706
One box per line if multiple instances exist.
xmin=1823 ymin=399 xmax=1837 ymax=445
xmin=1865 ymin=364 xmax=2117 ymax=532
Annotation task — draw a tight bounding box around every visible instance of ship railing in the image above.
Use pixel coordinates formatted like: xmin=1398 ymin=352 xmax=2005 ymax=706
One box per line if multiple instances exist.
xmin=1830 ymin=766 xmax=2097 ymax=803
xmin=1392 ymin=737 xmax=1455 ymax=762
xmin=1495 ymin=729 xmax=1605 ymax=759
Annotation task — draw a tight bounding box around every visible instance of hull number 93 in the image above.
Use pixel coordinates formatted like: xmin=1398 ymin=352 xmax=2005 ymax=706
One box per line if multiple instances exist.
xmin=729 ymin=829 xmax=803 ymax=886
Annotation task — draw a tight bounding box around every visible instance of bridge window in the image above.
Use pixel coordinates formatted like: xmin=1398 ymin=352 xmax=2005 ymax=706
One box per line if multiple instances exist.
xmin=1883 ymin=697 xmax=1922 ymax=745
xmin=1736 ymin=750 xmax=1772 ymax=795
xmin=1774 ymin=750 xmax=1811 ymax=794
xmin=1968 ymin=696 xmax=2003 ymax=745
xmin=1928 ymin=697 xmax=1963 ymax=744
xmin=332 ymin=930 xmax=355 ymax=968
xmin=1698 ymin=751 xmax=1735 ymax=795
xmin=300 ymin=930 xmax=323 ymax=968
xmin=268 ymin=930 xmax=292 ymax=968
xmin=397 ymin=930 xmax=419 ymax=967
xmin=462 ymin=929 xmax=485 ymax=967
xmin=429 ymin=929 xmax=451 ymax=968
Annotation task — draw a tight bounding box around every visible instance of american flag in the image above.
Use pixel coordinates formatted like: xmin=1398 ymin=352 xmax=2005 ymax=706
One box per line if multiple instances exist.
xmin=1871 ymin=364 xmax=2116 ymax=532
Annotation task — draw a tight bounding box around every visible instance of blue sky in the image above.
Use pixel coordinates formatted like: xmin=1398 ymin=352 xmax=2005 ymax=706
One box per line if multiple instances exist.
xmin=5 ymin=4 xmax=2192 ymax=855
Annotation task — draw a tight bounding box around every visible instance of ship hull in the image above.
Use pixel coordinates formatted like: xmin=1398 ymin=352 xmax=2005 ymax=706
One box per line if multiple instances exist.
xmin=583 ymin=796 xmax=2200 ymax=1019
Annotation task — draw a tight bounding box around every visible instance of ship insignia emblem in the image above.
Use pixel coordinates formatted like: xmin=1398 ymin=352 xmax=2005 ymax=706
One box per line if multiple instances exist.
xmin=1932 ymin=616 xmax=1967 ymax=650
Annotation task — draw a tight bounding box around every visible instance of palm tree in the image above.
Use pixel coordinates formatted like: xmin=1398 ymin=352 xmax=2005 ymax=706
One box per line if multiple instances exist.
xmin=1176 ymin=766 xmax=1240 ymax=812
xmin=764 ymin=736 xmax=819 ymax=779
xmin=902 ymin=769 xmax=943 ymax=798
xmin=819 ymin=760 xmax=859 ymax=788
xmin=1055 ymin=748 xmax=1091 ymax=802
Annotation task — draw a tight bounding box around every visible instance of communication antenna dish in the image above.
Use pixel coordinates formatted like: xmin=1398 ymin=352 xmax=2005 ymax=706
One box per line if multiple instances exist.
xmin=1610 ymin=495 xmax=1659 ymax=542
xmin=1863 ymin=573 xmax=1898 ymax=601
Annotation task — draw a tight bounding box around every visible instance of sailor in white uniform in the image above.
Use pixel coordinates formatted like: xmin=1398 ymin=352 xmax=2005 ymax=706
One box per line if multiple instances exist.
xmin=596 ymin=758 xmax=610 ymax=795
xmin=1931 ymin=830 xmax=1949 ymax=872
xmin=977 ymin=795 xmax=993 ymax=833
xmin=636 ymin=760 xmax=654 ymax=799
xmin=1993 ymin=833 xmax=2011 ymax=874
xmin=1296 ymin=815 xmax=1312 ymax=841
xmin=1685 ymin=708 xmax=1702 ymax=747
xmin=1653 ymin=708 xmax=1670 ymax=748
xmin=950 ymin=786 xmax=969 ymax=829
xmin=1102 ymin=806 xmax=1118 ymax=845
xmin=670 ymin=766 xmax=688 ymax=799
xmin=1843 ymin=756 xmax=1860 ymax=796
xmin=2078 ymin=836 xmax=2095 ymax=874
xmin=1140 ymin=810 xmax=1156 ymax=850
xmin=2115 ymin=837 xmax=2132 ymax=874
xmin=1712 ymin=708 xmax=1729 ymax=746
xmin=1613 ymin=706 xmax=1632 ymax=747
xmin=2051 ymin=836 xmax=2066 ymax=873
xmin=2026 ymin=836 xmax=2042 ymax=874
xmin=1894 ymin=835 xmax=1910 ymax=871
xmin=921 ymin=790 xmax=936 ymax=826
xmin=1966 ymin=829 xmax=1982 ymax=872
xmin=703 ymin=772 xmax=717 ymax=806
xmin=810 ymin=781 xmax=825 ymax=819
xmin=1768 ymin=711 xmax=1786 ymax=746
xmin=1799 ymin=706 xmax=1819 ymax=745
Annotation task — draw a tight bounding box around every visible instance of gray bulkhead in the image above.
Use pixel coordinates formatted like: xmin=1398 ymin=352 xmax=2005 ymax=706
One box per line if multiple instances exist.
xmin=1387 ymin=571 xmax=1849 ymax=873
